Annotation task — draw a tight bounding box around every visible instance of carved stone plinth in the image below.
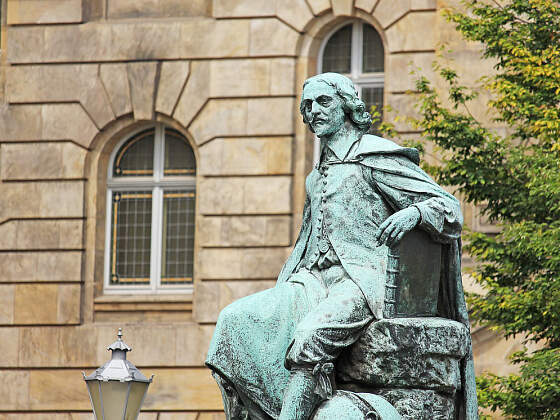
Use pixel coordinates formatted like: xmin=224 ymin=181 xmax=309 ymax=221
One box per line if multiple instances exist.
xmin=337 ymin=317 xmax=469 ymax=419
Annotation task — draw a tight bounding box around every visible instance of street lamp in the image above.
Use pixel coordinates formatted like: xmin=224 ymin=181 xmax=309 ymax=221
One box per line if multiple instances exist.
xmin=83 ymin=328 xmax=153 ymax=420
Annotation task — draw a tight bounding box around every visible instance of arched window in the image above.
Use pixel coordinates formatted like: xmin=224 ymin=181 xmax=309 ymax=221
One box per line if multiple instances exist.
xmin=104 ymin=124 xmax=196 ymax=293
xmin=319 ymin=21 xmax=385 ymax=130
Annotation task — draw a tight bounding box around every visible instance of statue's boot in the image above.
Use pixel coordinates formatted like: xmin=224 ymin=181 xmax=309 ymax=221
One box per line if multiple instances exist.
xmin=278 ymin=369 xmax=322 ymax=420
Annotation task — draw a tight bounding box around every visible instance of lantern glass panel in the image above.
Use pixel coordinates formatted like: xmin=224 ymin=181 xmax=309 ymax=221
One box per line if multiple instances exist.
xmin=86 ymin=381 xmax=103 ymax=420
xmin=124 ymin=381 xmax=150 ymax=420
xmin=100 ymin=381 xmax=129 ymax=419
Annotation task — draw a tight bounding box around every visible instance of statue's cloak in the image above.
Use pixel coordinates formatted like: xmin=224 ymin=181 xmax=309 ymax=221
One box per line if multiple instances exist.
xmin=277 ymin=135 xmax=478 ymax=420
xmin=207 ymin=135 xmax=477 ymax=420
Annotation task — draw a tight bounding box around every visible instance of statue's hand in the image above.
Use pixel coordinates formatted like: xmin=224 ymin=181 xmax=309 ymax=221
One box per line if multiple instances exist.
xmin=374 ymin=207 xmax=421 ymax=248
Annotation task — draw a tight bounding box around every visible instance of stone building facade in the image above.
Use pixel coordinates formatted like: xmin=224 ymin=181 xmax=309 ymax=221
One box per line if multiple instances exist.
xmin=0 ymin=0 xmax=524 ymax=418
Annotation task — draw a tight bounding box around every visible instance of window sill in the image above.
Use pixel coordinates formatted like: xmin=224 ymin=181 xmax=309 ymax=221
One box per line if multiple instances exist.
xmin=94 ymin=293 xmax=193 ymax=316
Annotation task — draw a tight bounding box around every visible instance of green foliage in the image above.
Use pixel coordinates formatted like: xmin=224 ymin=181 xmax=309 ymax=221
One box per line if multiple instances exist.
xmin=404 ymin=0 xmax=560 ymax=418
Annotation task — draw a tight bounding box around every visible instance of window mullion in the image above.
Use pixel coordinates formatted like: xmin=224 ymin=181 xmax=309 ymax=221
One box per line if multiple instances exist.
xmin=151 ymin=125 xmax=165 ymax=292
xmin=351 ymin=21 xmax=363 ymax=81
xmin=151 ymin=186 xmax=163 ymax=292
xmin=104 ymin=188 xmax=113 ymax=291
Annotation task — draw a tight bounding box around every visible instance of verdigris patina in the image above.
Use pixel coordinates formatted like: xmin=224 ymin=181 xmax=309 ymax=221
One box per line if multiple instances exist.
xmin=206 ymin=73 xmax=477 ymax=419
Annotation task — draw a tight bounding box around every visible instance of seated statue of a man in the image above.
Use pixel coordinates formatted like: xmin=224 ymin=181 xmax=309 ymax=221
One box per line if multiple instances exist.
xmin=206 ymin=73 xmax=476 ymax=420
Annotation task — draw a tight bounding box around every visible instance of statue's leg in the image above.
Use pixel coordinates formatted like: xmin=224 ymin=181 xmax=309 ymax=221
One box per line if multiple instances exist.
xmin=280 ymin=271 xmax=374 ymax=420
xmin=212 ymin=371 xmax=250 ymax=420
xmin=278 ymin=368 xmax=321 ymax=420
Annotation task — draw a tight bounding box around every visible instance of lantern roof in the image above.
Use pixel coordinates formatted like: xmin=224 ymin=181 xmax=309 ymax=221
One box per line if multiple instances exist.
xmin=83 ymin=328 xmax=152 ymax=383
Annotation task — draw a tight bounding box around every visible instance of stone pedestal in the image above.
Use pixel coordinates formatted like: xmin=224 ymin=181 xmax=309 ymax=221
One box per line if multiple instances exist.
xmin=336 ymin=317 xmax=469 ymax=420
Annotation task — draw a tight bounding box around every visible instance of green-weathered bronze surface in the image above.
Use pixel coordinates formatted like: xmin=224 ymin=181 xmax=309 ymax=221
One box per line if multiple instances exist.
xmin=206 ymin=73 xmax=478 ymax=420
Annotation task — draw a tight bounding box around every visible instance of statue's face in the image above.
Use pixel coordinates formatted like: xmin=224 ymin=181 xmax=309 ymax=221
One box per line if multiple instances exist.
xmin=301 ymin=81 xmax=346 ymax=138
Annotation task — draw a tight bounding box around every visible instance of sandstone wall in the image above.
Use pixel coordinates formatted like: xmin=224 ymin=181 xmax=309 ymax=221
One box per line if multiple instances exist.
xmin=0 ymin=0 xmax=520 ymax=418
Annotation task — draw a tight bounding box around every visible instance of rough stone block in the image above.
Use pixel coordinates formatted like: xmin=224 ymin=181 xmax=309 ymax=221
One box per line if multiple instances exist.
xmin=386 ymin=52 xmax=436 ymax=92
xmin=307 ymin=0 xmax=331 ymax=15
xmin=28 ymin=370 xmax=90 ymax=410
xmin=213 ymin=0 xmax=275 ymax=17
xmin=270 ymin=58 xmax=296 ymax=95
xmin=247 ymin=98 xmax=294 ymax=135
xmin=7 ymin=20 xmax=250 ymax=63
xmin=128 ymin=62 xmax=158 ymax=120
xmin=0 ymin=105 xmax=42 ymax=141
xmin=200 ymin=216 xmax=291 ymax=247
xmin=156 ymin=61 xmax=190 ymax=116
xmin=0 ymin=370 xmax=29 ymax=409
xmin=199 ymin=248 xmax=287 ymax=280
xmin=242 ymin=176 xmax=292 ymax=213
xmin=175 ymin=325 xmax=216 ymax=365
xmin=0 ymin=251 xmax=82 ymax=282
xmin=194 ymin=280 xmax=276 ymax=323
xmin=249 ymin=19 xmax=298 ymax=56
xmin=197 ymin=414 xmax=226 ymax=420
xmin=199 ymin=176 xmax=291 ymax=215
xmin=173 ymin=61 xmax=210 ymax=127
xmin=42 ymin=104 xmax=99 ymax=147
xmin=331 ymin=0 xmax=354 ymax=16
xmin=57 ymin=284 xmax=81 ymax=324
xmin=108 ymin=0 xmax=210 ymax=18
xmin=19 ymin=328 xmax=60 ymax=366
xmin=199 ymin=137 xmax=292 ymax=175
xmin=385 ymin=93 xmax=422 ymax=132
xmin=13 ymin=284 xmax=80 ymax=325
xmin=1 ymin=142 xmax=86 ymax=180
xmin=7 ymin=0 xmax=82 ymax=24
xmin=189 ymin=99 xmax=248 ymax=145
xmin=0 ymin=220 xmax=82 ymax=250
xmin=411 ymin=0 xmax=436 ymax=9
xmin=209 ymin=59 xmax=270 ymax=97
xmin=374 ymin=0 xmax=411 ymax=28
xmin=386 ymin=12 xmax=436 ymax=52
xmin=58 ymin=326 xmax=98 ymax=366
xmin=375 ymin=388 xmax=455 ymax=420
xmin=7 ymin=64 xmax=113 ymax=128
xmin=276 ymin=0 xmax=314 ymax=31
xmin=0 ymin=328 xmax=19 ymax=367
xmin=100 ymin=63 xmax=133 ymax=117
xmin=354 ymin=0 xmax=378 ymax=13
xmin=159 ymin=413 xmax=198 ymax=420
xmin=337 ymin=317 xmax=469 ymax=393
xmin=0 ymin=286 xmax=15 ymax=324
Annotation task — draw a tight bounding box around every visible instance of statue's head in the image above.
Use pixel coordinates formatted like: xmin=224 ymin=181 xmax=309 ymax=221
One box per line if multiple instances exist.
xmin=300 ymin=73 xmax=371 ymax=138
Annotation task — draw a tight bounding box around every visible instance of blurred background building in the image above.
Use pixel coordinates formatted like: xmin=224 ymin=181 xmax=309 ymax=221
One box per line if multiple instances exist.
xmin=0 ymin=0 xmax=523 ymax=418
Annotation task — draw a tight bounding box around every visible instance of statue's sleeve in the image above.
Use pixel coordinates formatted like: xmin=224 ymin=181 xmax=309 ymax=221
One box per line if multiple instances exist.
xmin=365 ymin=155 xmax=463 ymax=244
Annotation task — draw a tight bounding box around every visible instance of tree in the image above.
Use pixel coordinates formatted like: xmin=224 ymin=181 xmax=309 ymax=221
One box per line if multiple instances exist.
xmin=381 ymin=0 xmax=560 ymax=418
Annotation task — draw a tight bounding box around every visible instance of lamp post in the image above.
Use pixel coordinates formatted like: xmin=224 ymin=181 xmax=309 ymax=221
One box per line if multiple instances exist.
xmin=83 ymin=328 xmax=153 ymax=420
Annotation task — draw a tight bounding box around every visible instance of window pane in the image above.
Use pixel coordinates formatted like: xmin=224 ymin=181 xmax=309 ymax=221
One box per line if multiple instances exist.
xmin=161 ymin=190 xmax=195 ymax=285
xmin=362 ymin=24 xmax=384 ymax=73
xmin=322 ymin=25 xmax=352 ymax=73
xmin=110 ymin=191 xmax=152 ymax=285
xmin=113 ymin=128 xmax=154 ymax=177
xmin=164 ymin=129 xmax=196 ymax=176
xmin=362 ymin=86 xmax=384 ymax=134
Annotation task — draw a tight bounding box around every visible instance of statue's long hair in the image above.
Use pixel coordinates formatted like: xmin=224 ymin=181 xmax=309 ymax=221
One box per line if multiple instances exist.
xmin=299 ymin=73 xmax=372 ymax=133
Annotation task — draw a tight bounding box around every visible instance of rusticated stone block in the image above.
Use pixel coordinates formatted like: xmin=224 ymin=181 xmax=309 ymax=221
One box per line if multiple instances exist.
xmin=107 ymin=0 xmax=210 ymax=19
xmin=386 ymin=12 xmax=436 ymax=52
xmin=155 ymin=61 xmax=190 ymax=116
xmin=307 ymin=0 xmax=331 ymax=15
xmin=337 ymin=317 xmax=469 ymax=393
xmin=375 ymin=388 xmax=455 ymax=420
xmin=7 ymin=0 xmax=82 ymax=24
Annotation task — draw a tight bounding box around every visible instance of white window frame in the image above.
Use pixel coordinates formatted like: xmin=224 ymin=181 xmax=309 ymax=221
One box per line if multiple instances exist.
xmin=315 ymin=20 xmax=385 ymax=162
xmin=103 ymin=123 xmax=196 ymax=295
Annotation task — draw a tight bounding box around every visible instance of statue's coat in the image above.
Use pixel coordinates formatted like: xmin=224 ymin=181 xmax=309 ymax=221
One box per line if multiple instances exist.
xmin=207 ymin=135 xmax=477 ymax=420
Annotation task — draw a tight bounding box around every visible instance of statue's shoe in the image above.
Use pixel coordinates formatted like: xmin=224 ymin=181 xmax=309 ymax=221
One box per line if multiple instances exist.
xmin=312 ymin=390 xmax=401 ymax=420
